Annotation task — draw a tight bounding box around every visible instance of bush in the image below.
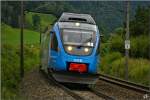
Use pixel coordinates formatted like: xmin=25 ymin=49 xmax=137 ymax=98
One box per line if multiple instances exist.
xmin=100 ymin=52 xmax=122 ymax=74
xmin=111 ymin=58 xmax=125 ymax=78
xmin=100 ymin=42 xmax=111 ymax=57
xmin=1 ymin=44 xmax=40 ymax=99
xmin=100 ymin=55 xmax=150 ymax=86
xmin=110 ymin=34 xmax=124 ymax=54
xmin=130 ymin=35 xmax=150 ymax=58
xmin=1 ymin=45 xmax=20 ymax=99
xmin=129 ymin=58 xmax=150 ymax=85
xmin=110 ymin=34 xmax=150 ymax=59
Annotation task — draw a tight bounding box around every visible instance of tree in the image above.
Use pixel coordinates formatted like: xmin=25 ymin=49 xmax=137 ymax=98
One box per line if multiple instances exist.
xmin=130 ymin=6 xmax=150 ymax=36
xmin=1 ymin=1 xmax=21 ymax=27
xmin=32 ymin=14 xmax=41 ymax=31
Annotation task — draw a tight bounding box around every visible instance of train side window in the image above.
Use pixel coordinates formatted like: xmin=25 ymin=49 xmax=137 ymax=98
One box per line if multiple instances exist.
xmin=51 ymin=32 xmax=58 ymax=51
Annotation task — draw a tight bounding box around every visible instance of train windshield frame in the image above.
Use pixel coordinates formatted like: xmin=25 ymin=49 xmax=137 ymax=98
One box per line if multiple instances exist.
xmin=60 ymin=29 xmax=96 ymax=56
xmin=61 ymin=29 xmax=96 ymax=47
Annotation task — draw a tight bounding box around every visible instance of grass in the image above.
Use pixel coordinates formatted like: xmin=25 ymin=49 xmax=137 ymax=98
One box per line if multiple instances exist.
xmin=110 ymin=33 xmax=150 ymax=59
xmin=1 ymin=12 xmax=57 ymax=45
xmin=2 ymin=44 xmax=40 ymax=100
xmin=1 ymin=23 xmax=40 ymax=45
xmin=103 ymin=31 xmax=150 ymax=86
xmin=100 ymin=51 xmax=150 ymax=86
xmin=1 ymin=12 xmax=56 ymax=99
xmin=2 ymin=12 xmax=150 ymax=99
xmin=25 ymin=12 xmax=56 ymax=31
xmin=1 ymin=23 xmax=40 ymax=99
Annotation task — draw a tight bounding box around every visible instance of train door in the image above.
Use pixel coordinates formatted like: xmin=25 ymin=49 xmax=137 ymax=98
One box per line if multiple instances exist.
xmin=49 ymin=30 xmax=59 ymax=70
xmin=41 ymin=32 xmax=50 ymax=72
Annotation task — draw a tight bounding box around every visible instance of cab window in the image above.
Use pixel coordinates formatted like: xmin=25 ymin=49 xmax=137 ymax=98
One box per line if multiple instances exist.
xmin=51 ymin=32 xmax=58 ymax=51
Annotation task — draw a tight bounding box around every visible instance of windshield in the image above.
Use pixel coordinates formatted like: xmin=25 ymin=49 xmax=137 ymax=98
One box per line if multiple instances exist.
xmin=62 ymin=29 xmax=95 ymax=47
xmin=61 ymin=29 xmax=96 ymax=56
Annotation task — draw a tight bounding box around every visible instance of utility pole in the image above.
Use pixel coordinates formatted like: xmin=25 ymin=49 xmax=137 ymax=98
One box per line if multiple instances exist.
xmin=125 ymin=1 xmax=130 ymax=80
xmin=20 ymin=1 xmax=24 ymax=78
xmin=40 ymin=24 xmax=42 ymax=43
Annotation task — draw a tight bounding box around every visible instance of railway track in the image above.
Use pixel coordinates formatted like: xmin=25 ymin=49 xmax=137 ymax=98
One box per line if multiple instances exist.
xmin=99 ymin=73 xmax=150 ymax=94
xmin=40 ymin=69 xmax=149 ymax=100
xmin=88 ymin=86 xmax=115 ymax=100
xmin=40 ymin=69 xmax=115 ymax=100
xmin=41 ymin=70 xmax=84 ymax=100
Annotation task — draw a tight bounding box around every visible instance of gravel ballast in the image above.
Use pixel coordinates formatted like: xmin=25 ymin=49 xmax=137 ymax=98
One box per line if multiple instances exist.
xmin=20 ymin=69 xmax=75 ymax=100
xmin=20 ymin=69 xmax=147 ymax=100
xmin=95 ymin=80 xmax=146 ymax=100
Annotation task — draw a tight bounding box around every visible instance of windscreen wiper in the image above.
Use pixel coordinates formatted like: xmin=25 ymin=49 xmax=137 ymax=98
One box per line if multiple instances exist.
xmin=77 ymin=37 xmax=92 ymax=48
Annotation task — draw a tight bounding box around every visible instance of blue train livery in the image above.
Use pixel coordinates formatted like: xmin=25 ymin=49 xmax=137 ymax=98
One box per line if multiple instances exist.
xmin=41 ymin=13 xmax=101 ymax=84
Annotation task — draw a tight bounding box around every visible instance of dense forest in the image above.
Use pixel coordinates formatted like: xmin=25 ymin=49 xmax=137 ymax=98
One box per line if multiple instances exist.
xmin=1 ymin=1 xmax=150 ymax=99
xmin=2 ymin=1 xmax=150 ymax=34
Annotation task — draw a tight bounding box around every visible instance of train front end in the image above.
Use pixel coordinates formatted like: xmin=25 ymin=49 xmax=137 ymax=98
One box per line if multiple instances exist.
xmin=49 ymin=13 xmax=100 ymax=84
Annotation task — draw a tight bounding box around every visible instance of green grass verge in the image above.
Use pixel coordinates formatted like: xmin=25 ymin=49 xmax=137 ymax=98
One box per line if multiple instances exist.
xmin=100 ymin=51 xmax=150 ymax=86
xmin=1 ymin=12 xmax=56 ymax=99
xmin=2 ymin=44 xmax=40 ymax=100
xmin=1 ymin=23 xmax=40 ymax=99
xmin=1 ymin=23 xmax=40 ymax=45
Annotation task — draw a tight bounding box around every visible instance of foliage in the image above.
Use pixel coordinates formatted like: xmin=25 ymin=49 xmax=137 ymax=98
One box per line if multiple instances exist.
xmin=100 ymin=52 xmax=150 ymax=86
xmin=1 ymin=44 xmax=40 ymax=100
xmin=113 ymin=27 xmax=125 ymax=38
xmin=1 ymin=1 xmax=21 ymax=27
xmin=98 ymin=6 xmax=150 ymax=86
xmin=1 ymin=44 xmax=20 ymax=99
xmin=100 ymin=52 xmax=122 ymax=74
xmin=110 ymin=34 xmax=124 ymax=54
xmin=2 ymin=1 xmax=149 ymax=34
xmin=25 ymin=12 xmax=56 ymax=32
xmin=32 ymin=14 xmax=41 ymax=31
xmin=128 ymin=58 xmax=150 ymax=85
xmin=109 ymin=33 xmax=150 ymax=59
xmin=130 ymin=35 xmax=150 ymax=58
xmin=1 ymin=24 xmax=40 ymax=99
xmin=130 ymin=6 xmax=150 ymax=36
xmin=100 ymin=42 xmax=111 ymax=57
xmin=1 ymin=2 xmax=150 ymax=98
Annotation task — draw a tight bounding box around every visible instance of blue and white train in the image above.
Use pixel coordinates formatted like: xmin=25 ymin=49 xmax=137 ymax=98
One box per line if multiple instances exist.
xmin=41 ymin=13 xmax=101 ymax=84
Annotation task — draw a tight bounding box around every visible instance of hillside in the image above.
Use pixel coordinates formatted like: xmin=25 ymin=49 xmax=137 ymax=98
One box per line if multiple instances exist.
xmin=1 ymin=1 xmax=150 ymax=99
xmin=1 ymin=12 xmax=56 ymax=45
xmin=1 ymin=23 xmax=40 ymax=99
xmin=29 ymin=1 xmax=150 ymax=34
xmin=2 ymin=1 xmax=149 ymax=34
xmin=25 ymin=12 xmax=56 ymax=32
xmin=1 ymin=23 xmax=40 ymax=45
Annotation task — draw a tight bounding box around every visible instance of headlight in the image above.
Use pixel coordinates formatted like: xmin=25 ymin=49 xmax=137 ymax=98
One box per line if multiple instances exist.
xmin=75 ymin=22 xmax=80 ymax=26
xmin=67 ymin=46 xmax=73 ymax=51
xmin=87 ymin=42 xmax=91 ymax=46
xmin=84 ymin=48 xmax=89 ymax=52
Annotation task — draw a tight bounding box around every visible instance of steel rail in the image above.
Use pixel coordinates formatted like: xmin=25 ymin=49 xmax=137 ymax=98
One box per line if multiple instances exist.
xmin=88 ymin=87 xmax=116 ymax=100
xmin=40 ymin=69 xmax=85 ymax=100
xmin=99 ymin=73 xmax=150 ymax=94
xmin=40 ymin=69 xmax=116 ymax=100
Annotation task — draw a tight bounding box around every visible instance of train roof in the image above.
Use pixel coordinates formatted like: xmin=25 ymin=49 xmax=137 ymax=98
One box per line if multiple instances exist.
xmin=58 ymin=12 xmax=96 ymax=25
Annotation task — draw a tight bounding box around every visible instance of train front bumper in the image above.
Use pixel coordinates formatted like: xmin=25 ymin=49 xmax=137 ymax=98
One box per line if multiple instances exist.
xmin=51 ymin=70 xmax=99 ymax=84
